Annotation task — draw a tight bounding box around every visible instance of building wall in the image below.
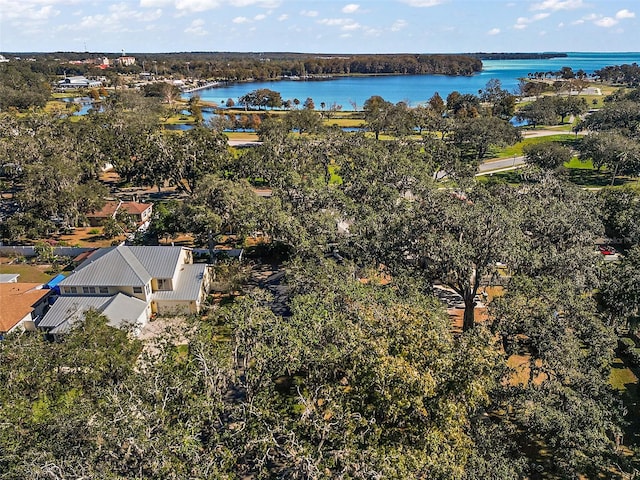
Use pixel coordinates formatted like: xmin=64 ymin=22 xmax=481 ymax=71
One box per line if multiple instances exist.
xmin=61 ymin=283 xmax=151 ymax=302
xmin=155 ymin=300 xmax=197 ymax=316
xmin=7 ymin=312 xmax=34 ymax=334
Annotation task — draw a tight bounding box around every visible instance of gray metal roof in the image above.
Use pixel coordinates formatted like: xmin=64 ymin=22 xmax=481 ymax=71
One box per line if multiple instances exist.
xmin=39 ymin=296 xmax=110 ymax=330
xmin=40 ymin=293 xmax=147 ymax=334
xmin=154 ymin=264 xmax=207 ymax=302
xmin=127 ymin=246 xmax=185 ymax=279
xmin=101 ymin=293 xmax=148 ymax=328
xmin=61 ymin=246 xmax=188 ymax=288
xmin=0 ymin=274 xmax=19 ymax=283
xmin=60 ymin=246 xmax=152 ymax=287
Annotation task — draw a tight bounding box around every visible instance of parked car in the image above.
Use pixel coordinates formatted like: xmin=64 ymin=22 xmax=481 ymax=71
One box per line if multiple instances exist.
xmin=598 ymin=245 xmax=617 ymax=256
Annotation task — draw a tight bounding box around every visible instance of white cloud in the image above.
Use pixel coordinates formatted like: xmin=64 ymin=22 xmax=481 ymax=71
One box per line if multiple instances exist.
xmin=174 ymin=0 xmax=220 ymax=11
xmin=185 ymin=18 xmax=207 ymax=35
xmin=70 ymin=4 xmax=162 ymax=33
xmin=318 ymin=18 xmax=349 ymax=26
xmin=531 ymin=0 xmax=585 ymax=11
xmin=514 ymin=12 xmax=549 ymax=28
xmin=140 ymin=0 xmax=172 ymax=6
xmin=616 ymin=9 xmax=635 ymax=19
xmin=138 ymin=0 xmax=279 ymax=12
xmin=318 ymin=17 xmax=361 ymax=31
xmin=342 ymin=4 xmax=359 ymax=14
xmin=301 ymin=10 xmax=318 ymax=17
xmin=342 ymin=21 xmax=361 ymax=31
xmin=254 ymin=13 xmax=266 ymax=20
xmin=230 ymin=0 xmax=280 ymax=6
xmin=232 ymin=16 xmax=250 ymax=23
xmin=488 ymin=27 xmax=500 ymax=35
xmin=277 ymin=13 xmax=288 ymax=21
xmin=594 ymin=16 xmax=617 ymax=27
xmin=399 ymin=0 xmax=444 ymax=7
xmin=391 ymin=19 xmax=408 ymax=31
xmin=0 ymin=1 xmax=62 ymax=22
xmin=532 ymin=13 xmax=550 ymax=21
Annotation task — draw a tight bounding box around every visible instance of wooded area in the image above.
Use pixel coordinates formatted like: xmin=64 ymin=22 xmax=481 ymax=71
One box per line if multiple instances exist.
xmin=2 ymin=58 xmax=640 ymax=478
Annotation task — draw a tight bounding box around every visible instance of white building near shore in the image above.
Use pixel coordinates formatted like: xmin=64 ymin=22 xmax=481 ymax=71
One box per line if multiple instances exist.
xmin=56 ymin=76 xmax=102 ymax=90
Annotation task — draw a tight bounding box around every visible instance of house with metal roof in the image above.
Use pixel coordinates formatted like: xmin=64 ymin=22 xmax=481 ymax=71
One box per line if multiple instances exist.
xmin=38 ymin=246 xmax=212 ymax=335
xmin=38 ymin=294 xmax=148 ymax=337
xmin=56 ymin=76 xmax=102 ymax=90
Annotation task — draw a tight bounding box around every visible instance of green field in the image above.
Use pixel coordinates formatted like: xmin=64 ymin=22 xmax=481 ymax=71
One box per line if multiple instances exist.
xmin=0 ymin=264 xmax=54 ymax=284
xmin=490 ymin=134 xmax=579 ymax=159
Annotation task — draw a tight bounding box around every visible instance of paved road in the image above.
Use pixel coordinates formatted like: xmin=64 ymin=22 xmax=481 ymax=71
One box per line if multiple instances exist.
xmin=477 ymin=127 xmax=584 ymax=175
xmin=477 ymin=156 xmax=525 ymax=174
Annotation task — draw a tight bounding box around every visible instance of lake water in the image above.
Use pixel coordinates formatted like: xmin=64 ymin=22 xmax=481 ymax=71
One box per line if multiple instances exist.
xmin=187 ymin=52 xmax=640 ymax=110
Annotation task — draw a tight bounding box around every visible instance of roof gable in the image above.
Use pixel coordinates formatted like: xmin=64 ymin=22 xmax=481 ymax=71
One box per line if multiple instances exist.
xmin=41 ymin=293 xmax=148 ymax=334
xmin=127 ymin=246 xmax=185 ymax=279
xmin=121 ymin=202 xmax=152 ymax=215
xmin=38 ymin=296 xmax=110 ymax=330
xmin=60 ymin=246 xmax=152 ymax=287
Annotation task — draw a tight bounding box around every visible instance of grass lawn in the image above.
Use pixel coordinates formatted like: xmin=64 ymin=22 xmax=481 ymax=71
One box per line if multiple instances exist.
xmin=490 ymin=134 xmax=579 ymax=159
xmin=163 ymin=112 xmax=195 ymax=126
xmin=325 ymin=118 xmax=365 ymax=128
xmin=226 ymin=131 xmax=259 ymax=142
xmin=328 ymin=164 xmax=342 ymax=185
xmin=610 ymin=357 xmax=640 ymax=465
xmin=610 ymin=357 xmax=638 ymax=391
xmin=565 ymin=162 xmax=637 ymax=187
xmin=565 ymin=157 xmax=594 ymax=169
xmin=0 ymin=264 xmax=54 ymax=284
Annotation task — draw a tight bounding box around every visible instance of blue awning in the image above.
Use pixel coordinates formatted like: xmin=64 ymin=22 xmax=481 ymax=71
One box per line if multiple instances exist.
xmin=45 ymin=274 xmax=66 ymax=289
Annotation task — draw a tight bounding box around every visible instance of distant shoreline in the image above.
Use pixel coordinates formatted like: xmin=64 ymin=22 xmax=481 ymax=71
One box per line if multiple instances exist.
xmin=465 ymin=52 xmax=568 ymax=61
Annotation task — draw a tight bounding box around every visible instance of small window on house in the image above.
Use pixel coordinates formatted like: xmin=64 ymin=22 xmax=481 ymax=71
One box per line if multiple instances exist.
xmin=99 ymin=286 xmax=109 ymax=294
xmin=82 ymin=286 xmax=96 ymax=294
xmin=157 ymin=278 xmax=170 ymax=290
xmin=133 ymin=286 xmax=143 ymax=294
xmin=68 ymin=286 xmax=77 ymax=294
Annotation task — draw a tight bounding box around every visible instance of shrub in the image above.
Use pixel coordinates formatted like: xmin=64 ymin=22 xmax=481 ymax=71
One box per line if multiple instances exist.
xmin=619 ymin=337 xmax=635 ymax=353
xmin=628 ymin=347 xmax=640 ymax=366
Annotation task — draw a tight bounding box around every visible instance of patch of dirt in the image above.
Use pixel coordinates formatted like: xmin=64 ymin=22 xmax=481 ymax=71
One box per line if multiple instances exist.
xmin=53 ymin=227 xmax=124 ymax=248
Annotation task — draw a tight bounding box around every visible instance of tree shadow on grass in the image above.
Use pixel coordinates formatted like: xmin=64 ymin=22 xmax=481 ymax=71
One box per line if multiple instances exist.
xmin=566 ymin=169 xmax=635 ymax=188
xmin=610 ymin=356 xmax=640 ymax=473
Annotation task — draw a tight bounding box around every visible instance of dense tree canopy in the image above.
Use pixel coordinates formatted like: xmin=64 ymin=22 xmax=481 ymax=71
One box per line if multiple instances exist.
xmin=2 ymin=75 xmax=640 ymax=478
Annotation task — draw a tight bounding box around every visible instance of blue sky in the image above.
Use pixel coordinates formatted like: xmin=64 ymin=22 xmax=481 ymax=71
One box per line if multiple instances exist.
xmin=0 ymin=0 xmax=638 ymax=53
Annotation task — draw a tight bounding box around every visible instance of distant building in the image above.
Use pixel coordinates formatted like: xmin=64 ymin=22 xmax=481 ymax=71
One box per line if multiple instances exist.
xmin=0 ymin=55 xmax=9 ymax=63
xmin=116 ymin=56 xmax=136 ymax=66
xmin=87 ymin=200 xmax=153 ymax=228
xmin=56 ymin=76 xmax=102 ymax=90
